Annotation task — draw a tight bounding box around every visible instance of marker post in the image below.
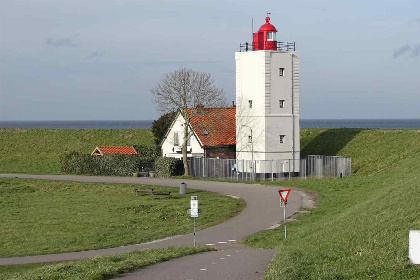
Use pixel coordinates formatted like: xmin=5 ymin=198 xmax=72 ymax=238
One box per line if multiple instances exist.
xmin=278 ymin=189 xmax=291 ymax=239
xmin=189 ymin=196 xmax=199 ymax=246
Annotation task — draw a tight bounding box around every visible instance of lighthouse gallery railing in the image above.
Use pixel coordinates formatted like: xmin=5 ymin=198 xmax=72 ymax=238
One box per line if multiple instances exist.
xmin=239 ymin=41 xmax=296 ymax=52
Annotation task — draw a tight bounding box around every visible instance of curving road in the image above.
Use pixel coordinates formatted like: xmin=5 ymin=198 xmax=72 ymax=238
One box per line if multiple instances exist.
xmin=0 ymin=174 xmax=307 ymax=279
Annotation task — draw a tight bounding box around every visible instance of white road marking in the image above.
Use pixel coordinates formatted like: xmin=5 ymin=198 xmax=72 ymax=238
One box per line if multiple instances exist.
xmin=217 ymin=241 xmax=227 ymax=244
xmin=211 ymin=262 xmax=217 ymax=265
xmin=228 ymin=239 xmax=236 ymax=242
xmin=200 ymin=269 xmax=207 ymax=271
xmin=226 ymin=254 xmax=231 ymax=257
xmin=205 ymin=243 xmax=216 ymax=246
xmin=220 ymin=257 xmax=225 ymax=260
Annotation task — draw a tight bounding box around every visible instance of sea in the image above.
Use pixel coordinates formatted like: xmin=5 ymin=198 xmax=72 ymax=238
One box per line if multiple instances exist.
xmin=0 ymin=119 xmax=419 ymax=129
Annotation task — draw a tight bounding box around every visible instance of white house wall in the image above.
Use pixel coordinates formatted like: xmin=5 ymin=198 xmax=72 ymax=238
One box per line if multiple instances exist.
xmin=161 ymin=113 xmax=204 ymax=159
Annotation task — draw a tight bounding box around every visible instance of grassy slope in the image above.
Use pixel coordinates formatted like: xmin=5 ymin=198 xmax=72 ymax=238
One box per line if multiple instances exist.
xmin=301 ymin=128 xmax=420 ymax=176
xmin=244 ymin=129 xmax=420 ymax=279
xmin=0 ymin=247 xmax=213 ymax=280
xmin=0 ymin=179 xmax=245 ymax=257
xmin=0 ymin=129 xmax=154 ymax=174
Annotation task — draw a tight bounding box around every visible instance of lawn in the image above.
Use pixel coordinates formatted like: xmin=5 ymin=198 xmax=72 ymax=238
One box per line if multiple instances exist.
xmin=243 ymin=130 xmax=420 ymax=279
xmin=0 ymin=246 xmax=213 ymax=280
xmin=0 ymin=178 xmax=245 ymax=257
xmin=0 ymin=128 xmax=154 ymax=174
xmin=300 ymin=128 xmax=420 ymax=176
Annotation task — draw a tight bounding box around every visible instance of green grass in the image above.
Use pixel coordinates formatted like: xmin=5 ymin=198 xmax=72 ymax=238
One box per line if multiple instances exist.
xmin=0 ymin=246 xmax=213 ymax=280
xmin=243 ymin=130 xmax=420 ymax=279
xmin=301 ymin=128 xmax=420 ymax=176
xmin=0 ymin=128 xmax=154 ymax=174
xmin=2 ymin=128 xmax=418 ymax=176
xmin=0 ymin=178 xmax=245 ymax=257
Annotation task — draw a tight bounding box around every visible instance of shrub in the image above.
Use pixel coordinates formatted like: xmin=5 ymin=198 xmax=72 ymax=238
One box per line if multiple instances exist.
xmin=154 ymin=157 xmax=184 ymax=178
xmin=61 ymin=146 xmax=160 ymax=176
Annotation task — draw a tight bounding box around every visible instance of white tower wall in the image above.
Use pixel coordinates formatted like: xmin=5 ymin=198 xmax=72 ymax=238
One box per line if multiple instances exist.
xmin=236 ymin=50 xmax=300 ymax=173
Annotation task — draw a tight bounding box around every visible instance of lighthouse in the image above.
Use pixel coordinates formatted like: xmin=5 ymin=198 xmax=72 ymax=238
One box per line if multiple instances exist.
xmin=235 ymin=14 xmax=300 ymax=175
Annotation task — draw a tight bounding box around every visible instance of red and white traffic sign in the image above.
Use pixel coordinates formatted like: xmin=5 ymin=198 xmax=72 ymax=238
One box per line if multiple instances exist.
xmin=278 ymin=189 xmax=291 ymax=204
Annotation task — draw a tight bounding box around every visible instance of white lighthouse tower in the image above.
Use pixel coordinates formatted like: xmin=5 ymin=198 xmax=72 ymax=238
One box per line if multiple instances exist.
xmin=235 ymin=14 xmax=300 ymax=174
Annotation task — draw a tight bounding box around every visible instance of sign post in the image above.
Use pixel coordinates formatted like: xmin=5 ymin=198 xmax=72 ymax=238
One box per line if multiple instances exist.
xmin=278 ymin=189 xmax=291 ymax=239
xmin=190 ymin=196 xmax=198 ymax=246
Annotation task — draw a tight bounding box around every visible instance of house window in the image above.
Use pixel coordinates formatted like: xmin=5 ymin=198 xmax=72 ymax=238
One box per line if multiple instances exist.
xmin=279 ymin=135 xmax=285 ymax=143
xmin=279 ymin=100 xmax=285 ymax=108
xmin=248 ymin=135 xmax=252 ymax=143
xmin=174 ymin=132 xmax=179 ymax=146
xmin=279 ymin=68 xmax=284 ymax=76
xmin=249 ymin=100 xmax=253 ymax=108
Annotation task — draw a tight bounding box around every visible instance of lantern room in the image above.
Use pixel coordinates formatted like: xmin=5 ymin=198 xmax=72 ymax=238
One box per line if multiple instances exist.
xmin=253 ymin=14 xmax=277 ymax=51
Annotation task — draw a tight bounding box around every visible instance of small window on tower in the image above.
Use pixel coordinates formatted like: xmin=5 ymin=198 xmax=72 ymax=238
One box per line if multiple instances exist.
xmin=248 ymin=135 xmax=252 ymax=143
xmin=267 ymin=32 xmax=276 ymax=41
xmin=280 ymin=135 xmax=285 ymax=143
xmin=279 ymin=68 xmax=285 ymax=76
xmin=279 ymin=100 xmax=285 ymax=108
xmin=249 ymin=100 xmax=253 ymax=108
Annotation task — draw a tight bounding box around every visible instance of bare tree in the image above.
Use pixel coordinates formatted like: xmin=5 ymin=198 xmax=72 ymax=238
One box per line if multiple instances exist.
xmin=151 ymin=68 xmax=227 ymax=175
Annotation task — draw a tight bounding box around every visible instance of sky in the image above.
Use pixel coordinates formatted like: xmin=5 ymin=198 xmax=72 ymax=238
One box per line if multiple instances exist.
xmin=0 ymin=0 xmax=419 ymax=121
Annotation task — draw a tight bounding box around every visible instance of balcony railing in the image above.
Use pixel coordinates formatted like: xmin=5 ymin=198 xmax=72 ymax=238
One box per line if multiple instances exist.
xmin=239 ymin=41 xmax=296 ymax=52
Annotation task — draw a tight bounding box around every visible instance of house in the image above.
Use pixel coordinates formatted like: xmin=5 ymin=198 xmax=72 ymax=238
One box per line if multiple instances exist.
xmin=160 ymin=107 xmax=236 ymax=159
xmin=91 ymin=146 xmax=137 ymax=156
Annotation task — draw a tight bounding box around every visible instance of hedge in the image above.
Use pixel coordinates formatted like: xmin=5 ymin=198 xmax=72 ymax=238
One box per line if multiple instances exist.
xmin=61 ymin=146 xmax=159 ymax=176
xmin=154 ymin=157 xmax=184 ymax=178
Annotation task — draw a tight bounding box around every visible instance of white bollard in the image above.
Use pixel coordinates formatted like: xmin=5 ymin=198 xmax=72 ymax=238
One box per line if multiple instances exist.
xmin=409 ymin=230 xmax=420 ymax=264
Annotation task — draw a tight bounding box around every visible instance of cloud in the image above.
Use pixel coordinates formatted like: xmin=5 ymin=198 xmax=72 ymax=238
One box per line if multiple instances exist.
xmin=408 ymin=17 xmax=420 ymax=26
xmin=45 ymin=37 xmax=77 ymax=47
xmin=86 ymin=51 xmax=100 ymax=59
xmin=412 ymin=44 xmax=420 ymax=57
xmin=393 ymin=44 xmax=420 ymax=58
xmin=393 ymin=44 xmax=412 ymax=58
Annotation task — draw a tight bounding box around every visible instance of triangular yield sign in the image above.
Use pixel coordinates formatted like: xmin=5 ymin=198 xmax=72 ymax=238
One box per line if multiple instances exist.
xmin=278 ymin=189 xmax=291 ymax=203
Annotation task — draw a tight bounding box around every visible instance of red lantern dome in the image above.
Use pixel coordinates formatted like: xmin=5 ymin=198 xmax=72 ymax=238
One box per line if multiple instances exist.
xmin=253 ymin=14 xmax=277 ymax=50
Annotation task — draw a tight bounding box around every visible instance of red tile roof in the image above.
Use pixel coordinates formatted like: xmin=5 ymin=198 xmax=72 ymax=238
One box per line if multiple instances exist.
xmin=187 ymin=107 xmax=236 ymax=147
xmin=97 ymin=146 xmax=137 ymax=155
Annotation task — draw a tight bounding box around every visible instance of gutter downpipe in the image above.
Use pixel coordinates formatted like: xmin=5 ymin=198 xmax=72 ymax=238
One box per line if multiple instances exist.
xmin=291 ymin=53 xmax=295 ymax=174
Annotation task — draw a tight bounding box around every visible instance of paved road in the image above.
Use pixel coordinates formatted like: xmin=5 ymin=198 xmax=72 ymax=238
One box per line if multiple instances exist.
xmin=0 ymin=174 xmax=304 ymax=278
xmin=116 ymin=247 xmax=275 ymax=280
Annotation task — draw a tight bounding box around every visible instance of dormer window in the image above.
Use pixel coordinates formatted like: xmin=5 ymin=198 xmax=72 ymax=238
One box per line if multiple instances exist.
xmin=267 ymin=32 xmax=276 ymax=41
xmin=201 ymin=128 xmax=208 ymax=135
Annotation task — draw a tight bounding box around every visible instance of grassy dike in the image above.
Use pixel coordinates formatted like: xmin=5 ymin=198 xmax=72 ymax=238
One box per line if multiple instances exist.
xmin=243 ymin=129 xmax=420 ymax=279
xmin=0 ymin=129 xmax=154 ymax=174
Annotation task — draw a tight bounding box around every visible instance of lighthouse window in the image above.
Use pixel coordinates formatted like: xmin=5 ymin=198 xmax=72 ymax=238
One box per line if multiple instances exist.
xmin=249 ymin=100 xmax=253 ymax=109
xmin=248 ymin=135 xmax=252 ymax=143
xmin=279 ymin=100 xmax=285 ymax=108
xmin=279 ymin=135 xmax=285 ymax=143
xmin=279 ymin=68 xmax=285 ymax=76
xmin=267 ymin=32 xmax=276 ymax=41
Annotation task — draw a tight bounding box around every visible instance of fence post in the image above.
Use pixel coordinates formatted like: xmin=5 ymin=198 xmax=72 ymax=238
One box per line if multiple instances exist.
xmin=271 ymin=160 xmax=274 ymax=181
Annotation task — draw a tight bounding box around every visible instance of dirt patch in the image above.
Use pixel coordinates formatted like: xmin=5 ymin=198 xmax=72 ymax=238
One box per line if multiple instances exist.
xmin=291 ymin=187 xmax=318 ymax=210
